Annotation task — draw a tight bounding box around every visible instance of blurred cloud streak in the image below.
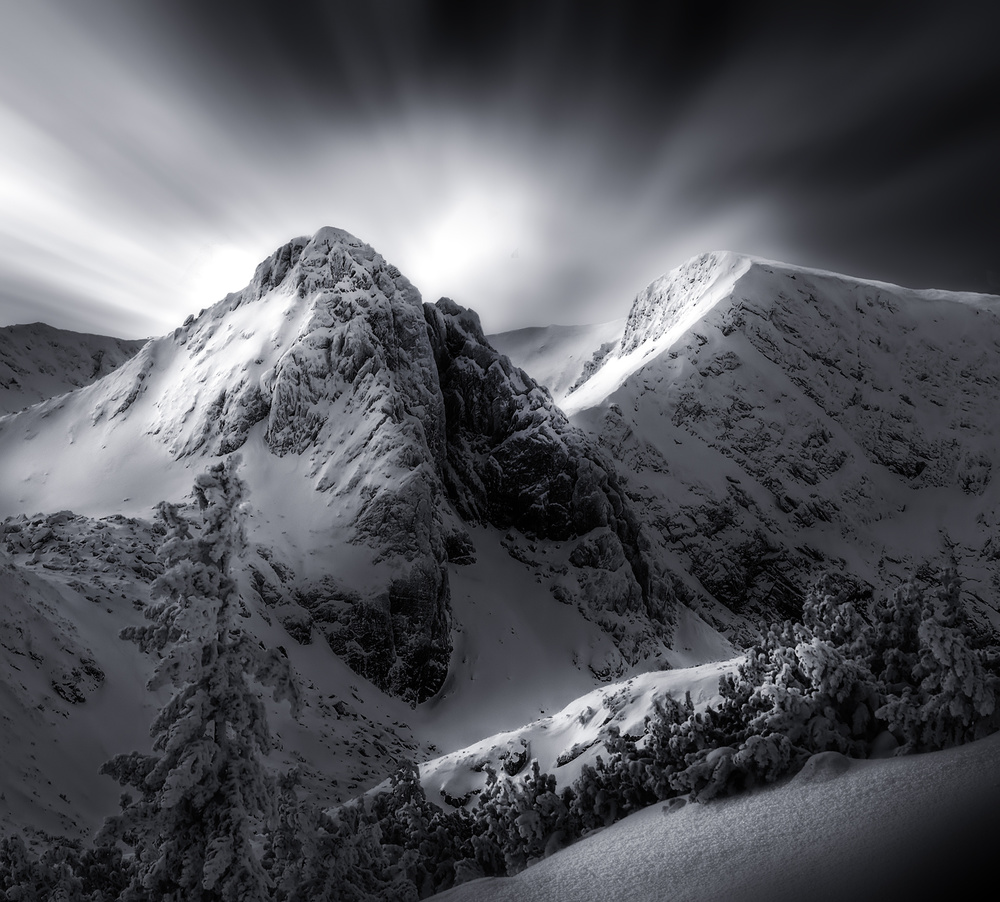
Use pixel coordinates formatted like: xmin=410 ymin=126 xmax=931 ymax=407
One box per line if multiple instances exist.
xmin=0 ymin=0 xmax=996 ymax=338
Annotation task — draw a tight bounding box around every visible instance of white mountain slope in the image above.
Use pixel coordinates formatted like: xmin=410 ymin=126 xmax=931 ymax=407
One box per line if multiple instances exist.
xmin=507 ymin=251 xmax=1000 ymax=639
xmin=0 ymin=228 xmax=731 ymax=836
xmin=3 ymin=239 xmax=999 ymax=897
xmin=486 ymin=319 xmax=625 ymax=407
xmin=0 ymin=322 xmax=145 ymax=415
xmin=418 ymin=654 xmax=736 ymax=809
xmin=0 ymin=228 xmax=672 ymax=683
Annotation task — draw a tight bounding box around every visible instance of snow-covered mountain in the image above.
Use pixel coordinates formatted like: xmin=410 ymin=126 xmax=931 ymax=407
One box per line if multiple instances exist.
xmin=502 ymin=251 xmax=1000 ymax=641
xmin=0 ymin=227 xmax=708 ymax=835
xmin=0 ymin=322 xmax=145 ymax=414
xmin=6 ymin=231 xmax=1000 ymax=868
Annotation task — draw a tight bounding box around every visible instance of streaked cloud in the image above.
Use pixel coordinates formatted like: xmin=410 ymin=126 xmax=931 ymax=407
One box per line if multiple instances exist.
xmin=0 ymin=1 xmax=996 ymax=338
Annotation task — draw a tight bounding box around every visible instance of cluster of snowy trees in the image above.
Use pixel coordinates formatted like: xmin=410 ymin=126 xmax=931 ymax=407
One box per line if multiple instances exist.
xmin=1 ymin=458 xmax=301 ymax=901
xmin=578 ymin=570 xmax=998 ymax=812
xmin=2 ymin=459 xmax=999 ymax=899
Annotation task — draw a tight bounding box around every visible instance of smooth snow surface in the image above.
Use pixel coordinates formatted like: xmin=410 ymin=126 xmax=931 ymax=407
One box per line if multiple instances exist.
xmin=488 ymin=319 xmax=625 ymax=406
xmin=413 ymin=528 xmax=736 ymax=759
xmin=432 ymin=731 xmax=1000 ymax=902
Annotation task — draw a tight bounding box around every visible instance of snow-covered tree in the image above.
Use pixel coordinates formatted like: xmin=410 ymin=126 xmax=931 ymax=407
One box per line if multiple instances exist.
xmin=98 ymin=456 xmax=300 ymax=902
xmin=284 ymin=799 xmax=411 ymax=902
xmin=0 ymin=833 xmax=82 ymax=901
xmin=875 ymin=570 xmax=998 ymax=752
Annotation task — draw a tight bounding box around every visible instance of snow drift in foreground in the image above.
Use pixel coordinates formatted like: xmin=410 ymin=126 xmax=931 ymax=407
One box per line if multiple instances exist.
xmin=431 ymin=729 xmax=1000 ymax=902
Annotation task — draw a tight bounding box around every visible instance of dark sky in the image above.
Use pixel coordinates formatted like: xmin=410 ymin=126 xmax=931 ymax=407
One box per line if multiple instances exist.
xmin=1 ymin=0 xmax=998 ymax=337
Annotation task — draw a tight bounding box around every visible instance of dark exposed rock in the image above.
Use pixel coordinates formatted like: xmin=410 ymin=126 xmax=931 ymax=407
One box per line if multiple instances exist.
xmin=426 ymin=298 xmax=632 ymax=539
xmin=570 ymin=532 xmax=628 ymax=571
xmin=443 ymin=528 xmax=477 ymax=564
xmin=426 ymin=297 xmax=676 ymax=645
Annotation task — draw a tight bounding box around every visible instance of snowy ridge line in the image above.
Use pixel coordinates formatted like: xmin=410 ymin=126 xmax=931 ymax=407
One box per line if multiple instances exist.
xmin=0 ymin=322 xmax=146 ymax=416
xmin=560 ymin=250 xmax=1000 ymax=416
xmin=561 ymin=251 xmax=752 ymax=415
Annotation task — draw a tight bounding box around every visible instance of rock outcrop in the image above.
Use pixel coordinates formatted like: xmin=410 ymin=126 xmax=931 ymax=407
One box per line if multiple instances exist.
xmin=426 ymin=297 xmax=675 ymax=663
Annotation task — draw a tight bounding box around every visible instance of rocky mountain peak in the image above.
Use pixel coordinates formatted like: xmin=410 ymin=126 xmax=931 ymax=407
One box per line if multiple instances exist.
xmin=537 ymin=250 xmax=1000 ymax=638
xmin=562 ymin=251 xmax=753 ymax=414
xmin=0 ymin=228 xmax=683 ymax=707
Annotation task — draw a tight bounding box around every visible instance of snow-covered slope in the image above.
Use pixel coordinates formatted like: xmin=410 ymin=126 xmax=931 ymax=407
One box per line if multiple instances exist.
xmin=0 ymin=228 xmax=461 ymax=701
xmin=0 ymin=322 xmax=145 ymax=414
xmin=431 ymin=728 xmax=1000 ymax=902
xmin=418 ymin=653 xmax=736 ymax=809
xmin=560 ymin=252 xmax=1000 ymax=638
xmin=563 ymin=252 xmax=752 ymax=415
xmin=0 ymin=228 xmax=680 ymax=696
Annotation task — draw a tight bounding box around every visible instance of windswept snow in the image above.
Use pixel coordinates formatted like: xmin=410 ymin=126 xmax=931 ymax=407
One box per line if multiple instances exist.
xmin=431 ymin=730 xmax=1000 ymax=902
xmin=417 ymin=655 xmax=737 ymax=809
xmin=560 ymin=252 xmax=752 ymax=416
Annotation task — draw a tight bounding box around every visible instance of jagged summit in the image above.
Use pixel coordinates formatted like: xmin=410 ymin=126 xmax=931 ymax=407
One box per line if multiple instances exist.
xmin=617 ymin=251 xmax=750 ymax=356
xmin=197 ymin=225 xmax=411 ymax=311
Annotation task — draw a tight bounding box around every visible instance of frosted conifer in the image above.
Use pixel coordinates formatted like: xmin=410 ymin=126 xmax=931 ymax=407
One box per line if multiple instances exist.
xmin=876 ymin=569 xmax=997 ymax=752
xmin=98 ymin=456 xmax=300 ymax=902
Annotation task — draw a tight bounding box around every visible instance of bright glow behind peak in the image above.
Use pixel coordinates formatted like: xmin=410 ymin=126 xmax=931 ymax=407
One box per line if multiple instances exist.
xmin=180 ymin=244 xmax=260 ymax=309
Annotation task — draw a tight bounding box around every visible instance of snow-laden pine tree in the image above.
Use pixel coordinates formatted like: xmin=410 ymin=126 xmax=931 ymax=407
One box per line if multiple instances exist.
xmin=875 ymin=569 xmax=997 ymax=752
xmin=98 ymin=455 xmax=300 ymax=902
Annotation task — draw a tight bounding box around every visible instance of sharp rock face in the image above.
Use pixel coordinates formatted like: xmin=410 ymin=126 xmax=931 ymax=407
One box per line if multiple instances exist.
xmin=426 ymin=298 xmax=676 ymax=660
